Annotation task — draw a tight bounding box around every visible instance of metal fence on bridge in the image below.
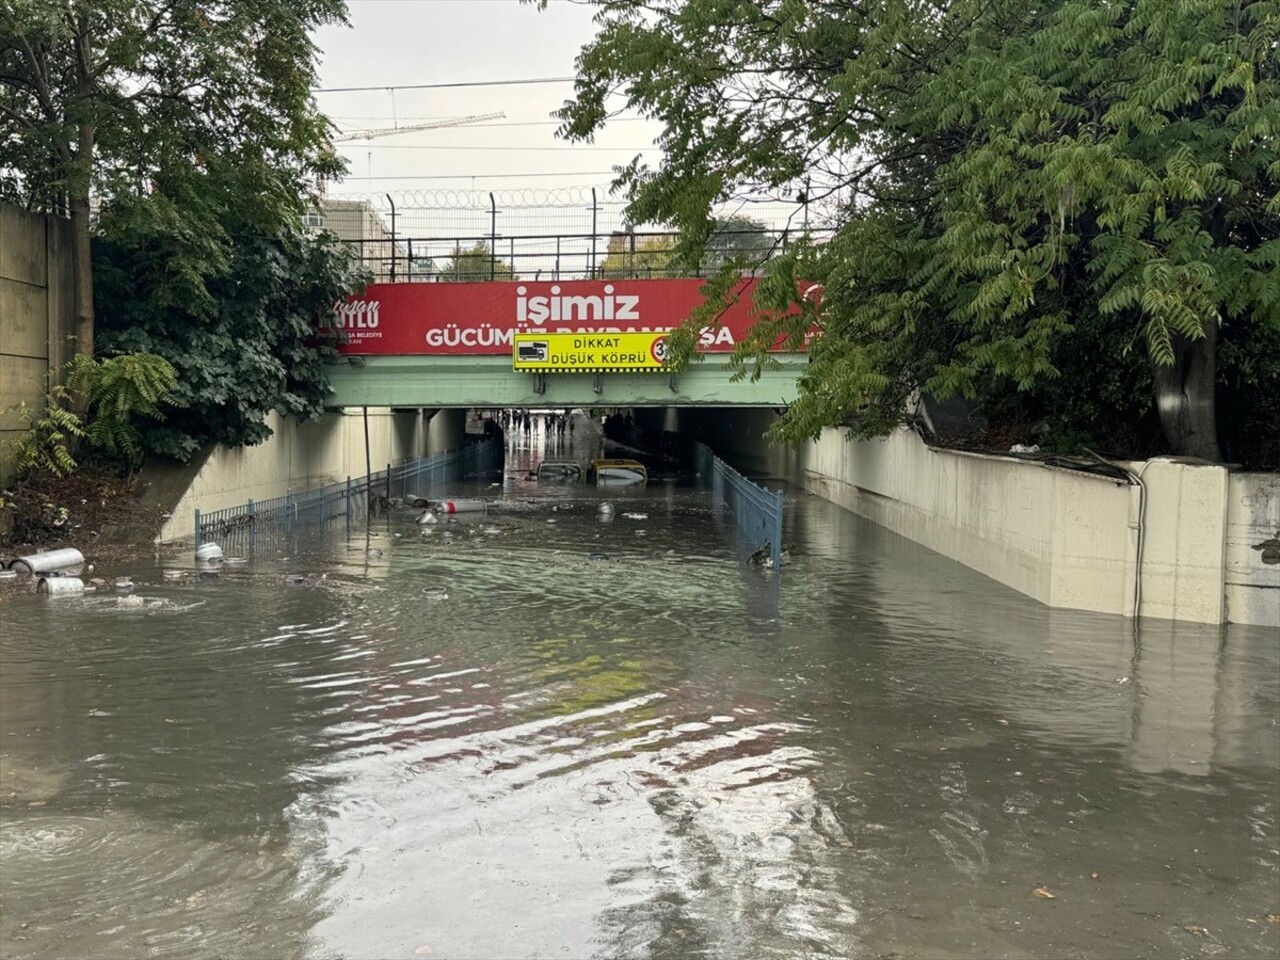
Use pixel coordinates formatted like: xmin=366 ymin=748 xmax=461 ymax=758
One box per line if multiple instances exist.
xmin=694 ymin=442 xmax=784 ymax=571
xmin=316 ymin=188 xmax=833 ymax=283
xmin=193 ymin=439 xmax=503 ymax=555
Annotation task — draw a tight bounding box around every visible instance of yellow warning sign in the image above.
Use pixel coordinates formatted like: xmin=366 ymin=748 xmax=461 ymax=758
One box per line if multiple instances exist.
xmin=513 ymin=331 xmax=670 ymax=373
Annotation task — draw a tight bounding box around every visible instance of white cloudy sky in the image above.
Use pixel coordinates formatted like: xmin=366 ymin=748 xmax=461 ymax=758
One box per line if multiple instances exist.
xmin=313 ymin=0 xmax=662 ymax=198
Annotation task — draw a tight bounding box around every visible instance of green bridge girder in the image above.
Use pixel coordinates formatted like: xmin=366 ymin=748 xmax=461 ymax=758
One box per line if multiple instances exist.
xmin=324 ymin=354 xmax=805 ymax=409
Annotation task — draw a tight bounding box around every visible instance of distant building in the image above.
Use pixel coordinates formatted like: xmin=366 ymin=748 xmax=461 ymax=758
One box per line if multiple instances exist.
xmin=308 ymin=198 xmax=407 ymax=282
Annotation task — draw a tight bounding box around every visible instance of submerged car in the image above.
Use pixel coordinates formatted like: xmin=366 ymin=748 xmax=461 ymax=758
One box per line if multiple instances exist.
xmin=586 ymin=458 xmax=648 ymax=486
xmin=537 ymin=460 xmax=583 ymax=482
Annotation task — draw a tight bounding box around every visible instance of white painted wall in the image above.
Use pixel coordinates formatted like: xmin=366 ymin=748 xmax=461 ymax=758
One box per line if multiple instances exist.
xmin=778 ymin=427 xmax=1140 ymax=617
xmin=1224 ymin=472 xmax=1280 ymax=627
xmin=158 ymin=408 xmax=440 ymax=544
xmin=735 ymin=418 xmax=1275 ymax=628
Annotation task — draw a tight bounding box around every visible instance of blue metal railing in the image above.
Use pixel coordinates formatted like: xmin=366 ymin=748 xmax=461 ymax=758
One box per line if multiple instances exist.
xmin=193 ymin=438 xmax=502 ymax=555
xmin=694 ymin=441 xmax=784 ymax=570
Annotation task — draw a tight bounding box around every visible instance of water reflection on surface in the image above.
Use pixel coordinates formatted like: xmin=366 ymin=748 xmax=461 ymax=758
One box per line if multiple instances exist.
xmin=1 ymin=424 xmax=1276 ymax=959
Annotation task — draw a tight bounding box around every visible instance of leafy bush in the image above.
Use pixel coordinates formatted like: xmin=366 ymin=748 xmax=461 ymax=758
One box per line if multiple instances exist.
xmin=8 ymin=387 xmax=86 ymax=479
xmin=4 ymin=353 xmax=180 ymax=479
xmin=94 ymin=172 xmax=368 ymax=460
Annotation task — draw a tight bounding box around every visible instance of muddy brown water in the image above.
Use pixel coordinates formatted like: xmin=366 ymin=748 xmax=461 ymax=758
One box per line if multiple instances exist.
xmin=1 ymin=428 xmax=1277 ymax=959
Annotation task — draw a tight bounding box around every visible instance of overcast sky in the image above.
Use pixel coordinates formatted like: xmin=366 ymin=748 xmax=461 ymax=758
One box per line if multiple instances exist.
xmin=313 ymin=0 xmax=662 ymax=199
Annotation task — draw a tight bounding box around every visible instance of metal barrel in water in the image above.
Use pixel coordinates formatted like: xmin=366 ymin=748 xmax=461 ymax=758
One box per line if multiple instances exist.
xmin=195 ymin=542 xmax=224 ymax=562
xmin=9 ymin=548 xmax=85 ymax=574
xmin=406 ymin=494 xmax=432 ymax=508
xmin=37 ymin=576 xmax=85 ymax=596
xmin=430 ymin=499 xmax=488 ymax=514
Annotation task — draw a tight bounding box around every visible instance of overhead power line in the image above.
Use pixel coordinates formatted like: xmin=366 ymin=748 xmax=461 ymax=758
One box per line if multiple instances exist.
xmin=315 ymin=76 xmax=575 ymax=94
xmin=333 ymin=144 xmax=649 ymax=151
xmin=329 ymin=117 xmax=649 ymax=128
xmin=335 ymin=170 xmax=619 ymax=181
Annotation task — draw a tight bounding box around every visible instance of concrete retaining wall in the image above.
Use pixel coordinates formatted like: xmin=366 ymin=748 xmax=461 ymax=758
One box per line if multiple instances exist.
xmin=783 ymin=426 xmax=1278 ymax=627
xmin=157 ymin=407 xmax=462 ymax=543
xmin=648 ymin=407 xmax=1277 ymax=627
xmin=0 ymin=205 xmax=74 ymax=483
xmin=1225 ymin=471 xmax=1280 ymax=627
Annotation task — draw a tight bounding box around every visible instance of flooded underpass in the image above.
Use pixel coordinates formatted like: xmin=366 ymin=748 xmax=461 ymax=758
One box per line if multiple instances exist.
xmin=2 ymin=417 xmax=1277 ymax=960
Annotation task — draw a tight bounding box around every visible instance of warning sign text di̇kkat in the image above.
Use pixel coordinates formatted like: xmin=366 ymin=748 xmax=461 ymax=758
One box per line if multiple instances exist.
xmin=512 ymin=332 xmax=670 ymax=373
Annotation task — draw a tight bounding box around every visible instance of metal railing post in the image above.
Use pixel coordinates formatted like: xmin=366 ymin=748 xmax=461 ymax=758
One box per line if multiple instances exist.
xmin=386 ymin=193 xmax=397 ymax=281
xmin=247 ymin=499 xmax=255 ymax=553
xmin=346 ymin=476 xmax=352 ymax=536
xmin=489 ymin=192 xmax=497 ymax=280
xmin=193 ymin=509 xmax=201 ymax=550
xmin=590 ymin=187 xmax=598 ymax=278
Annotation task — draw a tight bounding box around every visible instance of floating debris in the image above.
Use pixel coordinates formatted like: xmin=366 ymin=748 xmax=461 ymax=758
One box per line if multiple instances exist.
xmin=430 ymin=499 xmax=488 ymax=514
xmin=9 ymin=548 xmax=85 ymax=574
xmin=37 ymin=576 xmax=84 ymax=596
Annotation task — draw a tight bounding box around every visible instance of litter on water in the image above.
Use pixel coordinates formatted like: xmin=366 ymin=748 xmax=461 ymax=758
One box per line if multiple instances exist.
xmin=9 ymin=548 xmax=85 ymax=574
xmin=37 ymin=576 xmax=84 ymax=596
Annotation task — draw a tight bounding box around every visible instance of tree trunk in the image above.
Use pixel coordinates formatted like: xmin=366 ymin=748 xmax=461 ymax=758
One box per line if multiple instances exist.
xmin=69 ymin=122 xmax=95 ymax=360
xmin=1152 ymin=321 xmax=1221 ymax=461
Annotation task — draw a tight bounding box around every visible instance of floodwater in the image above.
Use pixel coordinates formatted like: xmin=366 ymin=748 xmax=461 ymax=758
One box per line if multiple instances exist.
xmin=1 ymin=420 xmax=1277 ymax=960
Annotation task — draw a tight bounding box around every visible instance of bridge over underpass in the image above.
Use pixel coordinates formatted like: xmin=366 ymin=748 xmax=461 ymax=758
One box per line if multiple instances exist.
xmin=323 ymin=274 xmax=808 ymax=409
xmin=325 ymin=353 xmax=804 ymax=408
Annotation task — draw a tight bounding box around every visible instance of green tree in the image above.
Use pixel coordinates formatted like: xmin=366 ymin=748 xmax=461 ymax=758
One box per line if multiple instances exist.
xmin=554 ymin=0 xmax=1279 ymax=463
xmin=435 ymin=241 xmax=516 ymax=282
xmin=0 ymin=0 xmax=348 ymax=358
xmin=598 ymin=232 xmax=680 ymax=278
xmin=598 ymin=217 xmax=775 ymax=277
xmin=704 ymin=215 xmax=776 ymax=272
xmin=92 ymin=167 xmax=365 ymax=459
xmin=6 ymin=352 xmax=180 ymax=478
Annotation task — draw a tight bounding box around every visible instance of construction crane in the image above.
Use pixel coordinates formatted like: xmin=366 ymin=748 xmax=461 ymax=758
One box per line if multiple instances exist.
xmin=332 ymin=111 xmax=505 ymax=143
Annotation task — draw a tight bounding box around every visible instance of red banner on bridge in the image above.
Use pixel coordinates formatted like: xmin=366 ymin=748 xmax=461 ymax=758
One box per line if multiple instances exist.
xmin=330 ymin=278 xmax=798 ymax=356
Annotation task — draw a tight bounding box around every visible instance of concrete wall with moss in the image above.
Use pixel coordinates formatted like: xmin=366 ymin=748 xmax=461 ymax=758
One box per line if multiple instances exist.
xmin=0 ymin=205 xmax=75 ymax=483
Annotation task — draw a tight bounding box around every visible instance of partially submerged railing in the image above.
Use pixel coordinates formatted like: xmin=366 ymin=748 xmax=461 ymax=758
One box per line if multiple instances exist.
xmin=694 ymin=441 xmax=784 ymax=570
xmin=193 ymin=438 xmax=503 ymax=555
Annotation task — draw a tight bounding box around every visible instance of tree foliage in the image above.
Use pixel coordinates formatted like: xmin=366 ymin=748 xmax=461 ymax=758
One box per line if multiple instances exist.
xmin=5 ymin=353 xmax=180 ymax=478
xmin=93 ymin=172 xmax=365 ymax=459
xmin=598 ymin=215 xmax=776 ymax=278
xmin=64 ymin=352 xmax=182 ymax=463
xmin=1 ymin=0 xmax=370 ymax=459
xmin=0 ymin=0 xmax=350 ymax=357
xmin=557 ymin=0 xmax=1280 ymax=464
xmin=434 ymin=241 xmax=516 ymax=282
xmin=599 ymin=233 xmax=681 ymax=278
